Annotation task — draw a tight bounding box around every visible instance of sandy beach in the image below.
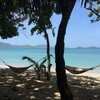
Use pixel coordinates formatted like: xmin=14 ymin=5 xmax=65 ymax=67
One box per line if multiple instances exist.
xmin=0 ymin=68 xmax=100 ymax=100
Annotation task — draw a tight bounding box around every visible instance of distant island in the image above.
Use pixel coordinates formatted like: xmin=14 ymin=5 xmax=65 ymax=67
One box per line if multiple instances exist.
xmin=74 ymin=46 xmax=100 ymax=49
xmin=0 ymin=42 xmax=12 ymax=48
xmin=0 ymin=42 xmax=100 ymax=49
xmin=0 ymin=42 xmax=47 ymax=48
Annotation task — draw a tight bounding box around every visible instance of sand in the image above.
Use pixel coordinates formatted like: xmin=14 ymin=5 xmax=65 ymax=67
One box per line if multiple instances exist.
xmin=0 ymin=68 xmax=100 ymax=100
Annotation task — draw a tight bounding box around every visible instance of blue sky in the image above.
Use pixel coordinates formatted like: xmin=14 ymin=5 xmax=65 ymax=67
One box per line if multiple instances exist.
xmin=0 ymin=1 xmax=100 ymax=48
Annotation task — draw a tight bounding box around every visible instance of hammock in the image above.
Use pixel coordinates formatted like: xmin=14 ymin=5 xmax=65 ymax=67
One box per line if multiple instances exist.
xmin=1 ymin=60 xmax=33 ymax=73
xmin=65 ymin=65 xmax=100 ymax=74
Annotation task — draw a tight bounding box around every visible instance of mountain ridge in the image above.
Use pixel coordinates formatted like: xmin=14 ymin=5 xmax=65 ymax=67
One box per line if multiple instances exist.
xmin=0 ymin=42 xmax=100 ymax=49
xmin=0 ymin=42 xmax=46 ymax=48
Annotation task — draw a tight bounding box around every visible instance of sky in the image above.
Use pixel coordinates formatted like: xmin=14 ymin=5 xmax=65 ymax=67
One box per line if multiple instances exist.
xmin=0 ymin=1 xmax=100 ymax=48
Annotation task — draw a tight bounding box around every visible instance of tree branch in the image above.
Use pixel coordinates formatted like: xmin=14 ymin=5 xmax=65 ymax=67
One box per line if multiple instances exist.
xmin=86 ymin=8 xmax=100 ymax=18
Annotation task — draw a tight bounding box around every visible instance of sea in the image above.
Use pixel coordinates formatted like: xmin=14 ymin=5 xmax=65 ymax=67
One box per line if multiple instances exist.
xmin=0 ymin=47 xmax=100 ymax=74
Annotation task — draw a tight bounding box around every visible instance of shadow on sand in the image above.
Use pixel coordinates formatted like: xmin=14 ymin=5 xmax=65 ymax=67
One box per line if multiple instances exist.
xmin=0 ymin=69 xmax=60 ymax=100
xmin=68 ymin=74 xmax=100 ymax=100
xmin=0 ymin=69 xmax=100 ymax=100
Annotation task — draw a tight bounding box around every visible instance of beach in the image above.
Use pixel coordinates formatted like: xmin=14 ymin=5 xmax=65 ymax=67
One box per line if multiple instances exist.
xmin=0 ymin=68 xmax=100 ymax=100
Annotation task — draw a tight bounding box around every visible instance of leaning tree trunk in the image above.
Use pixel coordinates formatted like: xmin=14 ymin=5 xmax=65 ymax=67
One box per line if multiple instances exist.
xmin=55 ymin=0 xmax=76 ymax=100
xmin=38 ymin=0 xmax=52 ymax=80
xmin=44 ymin=30 xmax=51 ymax=80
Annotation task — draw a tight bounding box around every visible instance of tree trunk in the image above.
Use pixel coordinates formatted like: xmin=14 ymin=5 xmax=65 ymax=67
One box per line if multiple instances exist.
xmin=44 ymin=30 xmax=51 ymax=80
xmin=39 ymin=0 xmax=51 ymax=80
xmin=55 ymin=14 xmax=73 ymax=100
xmin=55 ymin=0 xmax=76 ymax=100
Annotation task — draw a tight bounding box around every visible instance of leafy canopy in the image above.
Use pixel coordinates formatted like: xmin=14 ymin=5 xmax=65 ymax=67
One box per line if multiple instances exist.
xmin=85 ymin=0 xmax=100 ymax=23
xmin=0 ymin=0 xmax=100 ymax=39
xmin=0 ymin=0 xmax=55 ymax=39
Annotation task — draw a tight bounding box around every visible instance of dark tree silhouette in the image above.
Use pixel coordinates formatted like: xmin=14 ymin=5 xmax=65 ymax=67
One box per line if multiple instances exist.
xmin=55 ymin=0 xmax=76 ymax=99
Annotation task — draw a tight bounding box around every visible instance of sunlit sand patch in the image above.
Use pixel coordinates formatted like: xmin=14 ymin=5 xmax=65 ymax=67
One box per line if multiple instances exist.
xmin=19 ymin=73 xmax=27 ymax=76
xmin=26 ymin=78 xmax=31 ymax=81
xmin=34 ymin=88 xmax=39 ymax=91
xmin=54 ymin=96 xmax=60 ymax=99
xmin=30 ymin=96 xmax=36 ymax=99
xmin=48 ymin=85 xmax=53 ymax=89
xmin=6 ymin=76 xmax=14 ymax=79
xmin=54 ymin=92 xmax=60 ymax=96
xmin=0 ymin=82 xmax=5 ymax=84
xmin=94 ymin=94 xmax=99 ymax=98
xmin=54 ymin=92 xmax=60 ymax=99
xmin=46 ymin=96 xmax=52 ymax=99
xmin=16 ymin=83 xmax=25 ymax=88
xmin=6 ymin=78 xmax=14 ymax=83
xmin=94 ymin=80 xmax=100 ymax=83
xmin=34 ymin=80 xmax=44 ymax=83
xmin=72 ymin=76 xmax=77 ymax=79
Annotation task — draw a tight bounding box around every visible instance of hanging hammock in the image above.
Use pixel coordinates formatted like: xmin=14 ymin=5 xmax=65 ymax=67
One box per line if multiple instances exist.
xmin=1 ymin=60 xmax=34 ymax=73
xmin=65 ymin=65 xmax=100 ymax=74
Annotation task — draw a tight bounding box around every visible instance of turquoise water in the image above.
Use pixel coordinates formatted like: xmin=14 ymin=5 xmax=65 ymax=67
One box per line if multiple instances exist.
xmin=0 ymin=47 xmax=100 ymax=73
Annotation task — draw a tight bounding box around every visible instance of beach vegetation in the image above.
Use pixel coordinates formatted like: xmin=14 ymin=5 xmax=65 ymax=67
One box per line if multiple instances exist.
xmin=22 ymin=56 xmax=47 ymax=80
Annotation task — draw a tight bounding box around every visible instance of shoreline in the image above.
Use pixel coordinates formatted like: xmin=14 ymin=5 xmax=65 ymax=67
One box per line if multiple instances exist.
xmin=0 ymin=65 xmax=100 ymax=78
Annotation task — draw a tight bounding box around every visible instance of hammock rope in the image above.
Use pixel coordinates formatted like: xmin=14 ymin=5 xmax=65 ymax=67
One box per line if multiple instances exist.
xmin=1 ymin=60 xmax=34 ymax=73
xmin=65 ymin=64 xmax=100 ymax=74
xmin=1 ymin=58 xmax=100 ymax=74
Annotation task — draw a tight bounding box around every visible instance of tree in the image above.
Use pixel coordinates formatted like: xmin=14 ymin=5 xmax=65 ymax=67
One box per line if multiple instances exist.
xmin=0 ymin=0 xmax=54 ymax=80
xmin=54 ymin=0 xmax=76 ymax=99
xmin=0 ymin=0 xmax=18 ymax=38
xmin=54 ymin=0 xmax=100 ymax=99
xmin=0 ymin=0 xmax=28 ymax=38
xmin=85 ymin=0 xmax=100 ymax=23
xmin=28 ymin=0 xmax=54 ymax=80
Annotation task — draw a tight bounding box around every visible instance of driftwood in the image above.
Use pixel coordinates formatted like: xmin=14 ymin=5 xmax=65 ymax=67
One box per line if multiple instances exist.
xmin=65 ymin=65 xmax=100 ymax=74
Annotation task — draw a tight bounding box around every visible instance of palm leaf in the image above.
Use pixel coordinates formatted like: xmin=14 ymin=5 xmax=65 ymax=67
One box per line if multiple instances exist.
xmin=22 ymin=56 xmax=37 ymax=66
xmin=37 ymin=55 xmax=50 ymax=62
xmin=40 ymin=58 xmax=47 ymax=66
xmin=50 ymin=54 xmax=55 ymax=59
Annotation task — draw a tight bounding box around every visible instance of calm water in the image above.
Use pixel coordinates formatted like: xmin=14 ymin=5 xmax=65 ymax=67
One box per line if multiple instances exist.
xmin=0 ymin=47 xmax=100 ymax=73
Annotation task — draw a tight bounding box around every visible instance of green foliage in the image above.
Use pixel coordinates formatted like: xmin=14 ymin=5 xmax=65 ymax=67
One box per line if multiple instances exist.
xmin=28 ymin=1 xmax=54 ymax=36
xmin=22 ymin=56 xmax=48 ymax=80
xmin=0 ymin=0 xmax=55 ymax=38
xmin=0 ymin=17 xmax=18 ymax=39
xmin=22 ymin=56 xmax=38 ymax=66
xmin=86 ymin=0 xmax=100 ymax=23
xmin=0 ymin=0 xmax=28 ymax=39
xmin=0 ymin=0 xmax=99 ymax=39
xmin=88 ymin=12 xmax=93 ymax=17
